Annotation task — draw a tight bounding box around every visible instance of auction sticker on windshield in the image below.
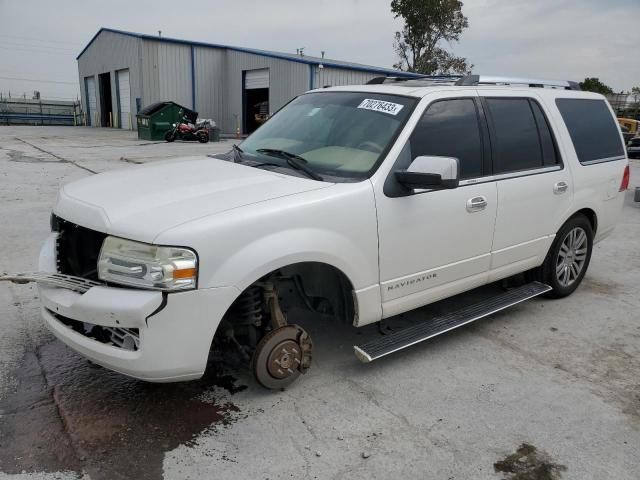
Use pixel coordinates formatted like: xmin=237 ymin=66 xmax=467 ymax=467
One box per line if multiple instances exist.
xmin=357 ymin=99 xmax=404 ymax=116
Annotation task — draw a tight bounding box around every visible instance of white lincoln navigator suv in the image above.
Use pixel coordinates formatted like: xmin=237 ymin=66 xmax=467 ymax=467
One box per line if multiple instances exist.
xmin=8 ymin=75 xmax=630 ymax=388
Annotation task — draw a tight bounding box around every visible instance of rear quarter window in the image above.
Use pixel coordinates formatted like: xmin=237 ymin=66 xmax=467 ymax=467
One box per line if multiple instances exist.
xmin=555 ymin=98 xmax=625 ymax=164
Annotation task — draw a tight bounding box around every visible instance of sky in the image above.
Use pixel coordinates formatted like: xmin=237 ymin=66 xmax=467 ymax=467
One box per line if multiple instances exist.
xmin=0 ymin=0 xmax=638 ymax=100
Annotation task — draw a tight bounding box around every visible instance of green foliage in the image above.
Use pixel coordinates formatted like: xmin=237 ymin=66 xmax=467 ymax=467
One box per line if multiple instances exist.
xmin=391 ymin=0 xmax=472 ymax=75
xmin=578 ymin=78 xmax=613 ymax=95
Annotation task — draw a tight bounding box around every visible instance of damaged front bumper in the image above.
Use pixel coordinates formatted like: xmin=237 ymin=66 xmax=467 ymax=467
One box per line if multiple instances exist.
xmin=2 ymin=234 xmax=240 ymax=383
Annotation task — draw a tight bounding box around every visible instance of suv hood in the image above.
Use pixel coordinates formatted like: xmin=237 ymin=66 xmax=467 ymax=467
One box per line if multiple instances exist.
xmin=55 ymin=156 xmax=331 ymax=243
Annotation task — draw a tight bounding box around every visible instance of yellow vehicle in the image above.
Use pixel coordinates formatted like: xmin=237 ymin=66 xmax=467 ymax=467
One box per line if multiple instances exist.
xmin=618 ymin=118 xmax=639 ymax=142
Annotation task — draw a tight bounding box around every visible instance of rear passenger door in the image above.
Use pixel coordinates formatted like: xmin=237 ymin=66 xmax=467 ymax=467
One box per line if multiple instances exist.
xmin=480 ymin=94 xmax=573 ymax=280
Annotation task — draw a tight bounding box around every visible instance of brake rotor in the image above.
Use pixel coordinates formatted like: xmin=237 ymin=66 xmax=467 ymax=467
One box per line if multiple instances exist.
xmin=251 ymin=324 xmax=313 ymax=389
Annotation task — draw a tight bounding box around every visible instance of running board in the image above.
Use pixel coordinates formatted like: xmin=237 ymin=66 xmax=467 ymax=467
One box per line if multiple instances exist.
xmin=354 ymin=281 xmax=551 ymax=363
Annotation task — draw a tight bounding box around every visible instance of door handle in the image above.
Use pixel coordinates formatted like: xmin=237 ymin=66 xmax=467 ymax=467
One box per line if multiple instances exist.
xmin=466 ymin=196 xmax=488 ymax=212
xmin=554 ymin=181 xmax=569 ymax=194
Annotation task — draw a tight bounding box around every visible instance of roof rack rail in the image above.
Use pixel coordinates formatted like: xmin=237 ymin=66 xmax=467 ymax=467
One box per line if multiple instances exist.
xmin=455 ymin=75 xmax=581 ymax=90
xmin=366 ymin=75 xmax=463 ymax=86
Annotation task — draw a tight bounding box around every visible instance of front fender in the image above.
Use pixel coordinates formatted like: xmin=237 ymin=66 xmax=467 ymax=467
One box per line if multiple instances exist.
xmin=210 ymin=227 xmax=374 ymax=293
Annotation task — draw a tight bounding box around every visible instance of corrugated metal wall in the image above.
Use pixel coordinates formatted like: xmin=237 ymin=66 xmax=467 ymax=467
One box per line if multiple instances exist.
xmin=157 ymin=42 xmax=193 ymax=108
xmin=193 ymin=47 xmax=226 ymax=124
xmin=78 ymin=31 xmax=395 ymax=133
xmin=140 ymin=40 xmax=160 ymax=106
xmin=313 ymin=66 xmax=380 ymax=88
xmin=77 ymin=31 xmax=141 ymax=127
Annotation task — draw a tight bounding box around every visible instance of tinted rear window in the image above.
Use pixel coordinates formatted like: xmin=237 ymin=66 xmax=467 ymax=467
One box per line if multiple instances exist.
xmin=556 ymin=99 xmax=625 ymax=163
xmin=485 ymin=98 xmax=546 ymax=173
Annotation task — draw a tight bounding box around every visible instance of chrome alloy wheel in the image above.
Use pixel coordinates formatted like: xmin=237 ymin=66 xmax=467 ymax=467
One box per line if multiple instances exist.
xmin=556 ymin=227 xmax=588 ymax=287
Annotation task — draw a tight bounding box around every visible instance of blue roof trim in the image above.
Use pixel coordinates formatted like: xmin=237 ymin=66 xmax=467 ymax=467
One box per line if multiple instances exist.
xmin=77 ymin=27 xmax=423 ymax=78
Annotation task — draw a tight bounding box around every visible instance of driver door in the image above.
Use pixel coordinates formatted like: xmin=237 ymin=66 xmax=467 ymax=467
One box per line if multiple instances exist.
xmin=374 ymin=93 xmax=498 ymax=317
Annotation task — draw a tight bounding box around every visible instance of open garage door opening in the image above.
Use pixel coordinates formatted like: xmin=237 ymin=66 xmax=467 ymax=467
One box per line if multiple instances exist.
xmin=243 ymin=68 xmax=269 ymax=134
xmin=98 ymin=72 xmax=113 ymax=127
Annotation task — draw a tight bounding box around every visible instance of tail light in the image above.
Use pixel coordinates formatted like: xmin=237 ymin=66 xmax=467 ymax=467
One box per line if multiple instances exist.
xmin=620 ymin=164 xmax=630 ymax=192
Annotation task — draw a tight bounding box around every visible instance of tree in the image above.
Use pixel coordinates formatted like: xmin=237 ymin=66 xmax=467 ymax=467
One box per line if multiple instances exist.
xmin=391 ymin=0 xmax=472 ymax=75
xmin=579 ymin=78 xmax=613 ymax=95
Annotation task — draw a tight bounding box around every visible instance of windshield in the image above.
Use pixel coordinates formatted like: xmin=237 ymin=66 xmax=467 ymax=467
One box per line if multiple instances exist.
xmin=239 ymin=91 xmax=417 ymax=181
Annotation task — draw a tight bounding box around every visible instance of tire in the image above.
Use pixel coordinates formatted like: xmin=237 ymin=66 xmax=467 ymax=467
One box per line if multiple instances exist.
xmin=164 ymin=130 xmax=176 ymax=142
xmin=533 ymin=214 xmax=593 ymax=298
xmin=197 ymin=131 xmax=209 ymax=143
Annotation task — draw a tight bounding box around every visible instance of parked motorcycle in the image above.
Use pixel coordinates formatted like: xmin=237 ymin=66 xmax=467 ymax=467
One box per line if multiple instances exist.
xmin=165 ymin=117 xmax=210 ymax=143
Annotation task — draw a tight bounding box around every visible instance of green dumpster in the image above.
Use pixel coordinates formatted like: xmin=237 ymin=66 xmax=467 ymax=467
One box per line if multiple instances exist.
xmin=136 ymin=102 xmax=197 ymax=141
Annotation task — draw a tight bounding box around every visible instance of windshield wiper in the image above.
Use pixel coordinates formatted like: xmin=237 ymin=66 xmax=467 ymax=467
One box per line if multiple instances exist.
xmin=256 ymin=148 xmax=323 ymax=181
xmin=231 ymin=144 xmax=244 ymax=163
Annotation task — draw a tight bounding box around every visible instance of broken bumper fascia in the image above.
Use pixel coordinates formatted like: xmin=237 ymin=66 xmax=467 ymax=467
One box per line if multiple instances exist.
xmin=34 ymin=233 xmax=240 ymax=382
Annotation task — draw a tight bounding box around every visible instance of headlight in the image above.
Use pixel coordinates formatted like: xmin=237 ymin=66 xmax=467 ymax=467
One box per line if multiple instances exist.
xmin=98 ymin=236 xmax=198 ymax=291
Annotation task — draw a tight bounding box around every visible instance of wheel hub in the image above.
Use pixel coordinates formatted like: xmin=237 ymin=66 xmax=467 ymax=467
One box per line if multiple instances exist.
xmin=267 ymin=339 xmax=301 ymax=379
xmin=251 ymin=325 xmax=313 ymax=389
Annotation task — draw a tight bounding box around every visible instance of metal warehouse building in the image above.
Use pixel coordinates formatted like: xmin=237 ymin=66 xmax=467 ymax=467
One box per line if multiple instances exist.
xmin=77 ymin=28 xmax=421 ymax=134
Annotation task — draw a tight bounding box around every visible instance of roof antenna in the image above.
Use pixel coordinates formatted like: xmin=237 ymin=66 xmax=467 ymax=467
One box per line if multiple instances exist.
xmin=319 ymin=51 xmax=325 ymax=69
xmin=158 ymin=30 xmax=162 ymax=38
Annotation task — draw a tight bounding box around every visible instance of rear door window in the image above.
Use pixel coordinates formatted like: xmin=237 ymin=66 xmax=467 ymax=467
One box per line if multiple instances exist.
xmin=556 ymin=98 xmax=625 ymax=164
xmin=530 ymin=101 xmax=559 ymax=167
xmin=409 ymin=98 xmax=483 ymax=179
xmin=485 ymin=98 xmax=548 ymax=174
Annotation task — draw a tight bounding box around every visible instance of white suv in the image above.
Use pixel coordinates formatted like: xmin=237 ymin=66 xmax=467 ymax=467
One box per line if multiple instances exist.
xmin=9 ymin=75 xmax=630 ymax=388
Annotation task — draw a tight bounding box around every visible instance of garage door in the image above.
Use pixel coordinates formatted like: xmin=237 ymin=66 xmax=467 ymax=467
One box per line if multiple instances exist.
xmin=85 ymin=76 xmax=97 ymax=126
xmin=117 ymin=69 xmax=130 ymax=129
xmin=245 ymin=69 xmax=269 ymax=89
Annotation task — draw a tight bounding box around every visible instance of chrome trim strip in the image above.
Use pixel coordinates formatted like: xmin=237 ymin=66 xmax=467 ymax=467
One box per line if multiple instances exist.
xmin=580 ymin=155 xmax=627 ymax=166
xmin=0 ymin=272 xmax=101 ymax=293
xmin=458 ymin=165 xmax=562 ymax=186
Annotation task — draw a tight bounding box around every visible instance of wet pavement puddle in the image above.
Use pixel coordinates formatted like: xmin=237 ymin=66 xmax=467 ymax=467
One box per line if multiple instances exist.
xmin=494 ymin=443 xmax=567 ymax=480
xmin=0 ymin=340 xmax=247 ymax=479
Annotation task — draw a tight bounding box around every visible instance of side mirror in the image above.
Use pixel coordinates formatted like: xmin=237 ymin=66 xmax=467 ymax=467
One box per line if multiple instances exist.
xmin=395 ymin=155 xmax=460 ymax=190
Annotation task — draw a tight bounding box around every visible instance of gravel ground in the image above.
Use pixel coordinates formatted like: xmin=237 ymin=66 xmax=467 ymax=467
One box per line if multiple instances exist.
xmin=0 ymin=126 xmax=639 ymax=480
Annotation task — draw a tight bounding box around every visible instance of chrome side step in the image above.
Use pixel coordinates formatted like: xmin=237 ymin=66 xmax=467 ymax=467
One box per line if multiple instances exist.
xmin=354 ymin=281 xmax=551 ymax=363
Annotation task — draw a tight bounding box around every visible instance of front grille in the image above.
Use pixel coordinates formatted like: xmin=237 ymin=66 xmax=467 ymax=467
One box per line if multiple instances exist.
xmin=53 ymin=215 xmax=107 ymax=281
xmin=49 ymin=309 xmax=140 ymax=351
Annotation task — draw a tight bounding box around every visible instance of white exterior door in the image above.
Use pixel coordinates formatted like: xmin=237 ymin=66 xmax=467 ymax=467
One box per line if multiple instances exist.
xmin=375 ymin=92 xmax=498 ymax=318
xmin=244 ymin=68 xmax=269 ymax=89
xmin=117 ymin=69 xmax=130 ymax=129
xmin=85 ymin=76 xmax=97 ymax=126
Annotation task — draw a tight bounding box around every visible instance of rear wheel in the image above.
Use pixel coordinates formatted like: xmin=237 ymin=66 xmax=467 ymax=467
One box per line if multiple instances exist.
xmin=534 ymin=214 xmax=593 ymax=298
xmin=197 ymin=131 xmax=209 ymax=143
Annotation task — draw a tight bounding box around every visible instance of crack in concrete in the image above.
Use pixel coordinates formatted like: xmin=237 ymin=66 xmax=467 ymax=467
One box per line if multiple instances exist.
xmin=473 ymin=328 xmax=640 ymax=427
xmin=14 ymin=137 xmax=97 ymax=174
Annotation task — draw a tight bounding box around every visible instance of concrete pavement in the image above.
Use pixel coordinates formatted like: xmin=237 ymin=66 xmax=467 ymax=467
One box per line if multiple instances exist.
xmin=0 ymin=126 xmax=638 ymax=480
